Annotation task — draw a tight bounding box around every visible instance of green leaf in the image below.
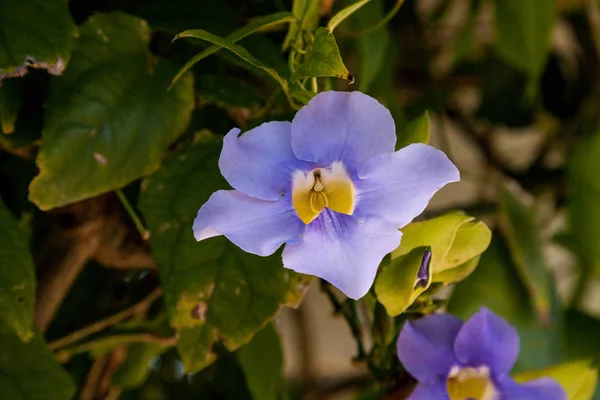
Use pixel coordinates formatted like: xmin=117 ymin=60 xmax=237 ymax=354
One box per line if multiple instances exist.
xmin=0 ymin=78 xmax=21 ymax=134
xmin=567 ymin=133 xmax=600 ymax=275
xmin=397 ymin=111 xmax=431 ymax=149
xmin=393 ymin=212 xmax=491 ymax=277
xmin=139 ymin=132 xmax=303 ymax=372
xmin=0 ymin=329 xmax=75 ymax=399
xmin=171 ymin=12 xmax=295 ymax=87
xmin=28 ymin=12 xmax=195 ymax=210
xmin=500 ymin=187 xmax=551 ymax=321
xmin=283 ymin=0 xmax=321 ymax=50
xmin=237 ymin=324 xmax=286 ymax=400
xmin=448 ymin=237 xmax=562 ymax=372
xmin=514 ymin=360 xmax=597 ymax=400
xmin=197 ymin=75 xmax=262 ymax=109
xmin=291 ymin=27 xmax=353 ymax=82
xmin=375 ymin=247 xmax=432 ymax=316
xmin=328 ymin=0 xmax=373 ymax=31
xmin=0 ymin=197 xmax=34 ymax=341
xmin=173 ymin=29 xmax=289 ymax=95
xmin=495 ymin=0 xmax=556 ymax=85
xmin=0 ymin=0 xmax=77 ymax=78
xmin=112 ymin=343 xmax=167 ymax=389
xmin=563 ymin=310 xmax=600 ymax=399
xmin=354 ymin=0 xmax=390 ymax=92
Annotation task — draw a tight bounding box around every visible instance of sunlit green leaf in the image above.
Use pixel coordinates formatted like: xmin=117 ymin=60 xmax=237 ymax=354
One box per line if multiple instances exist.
xmin=237 ymin=324 xmax=286 ymax=400
xmin=291 ymin=27 xmax=352 ymax=82
xmin=328 ymin=0 xmax=373 ymax=31
xmin=495 ymin=0 xmax=557 ymax=85
xmin=0 ymin=197 xmax=34 ymax=341
xmin=29 ymin=12 xmax=195 ymax=210
xmin=0 ymin=0 xmax=77 ymax=79
xmin=171 ymin=12 xmax=295 ymax=86
xmin=393 ymin=211 xmax=491 ymax=276
xmin=448 ymin=237 xmax=562 ymax=373
xmin=139 ymin=133 xmax=304 ymax=372
xmin=500 ymin=187 xmax=551 ymax=321
xmin=397 ymin=111 xmax=431 ymax=149
xmin=0 ymin=328 xmax=75 ymax=399
xmin=375 ymin=247 xmax=432 ymax=316
xmin=514 ymin=360 xmax=597 ymax=400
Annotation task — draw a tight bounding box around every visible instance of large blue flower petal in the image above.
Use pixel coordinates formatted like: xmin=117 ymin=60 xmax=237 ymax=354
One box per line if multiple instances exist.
xmin=454 ymin=308 xmax=519 ymax=374
xmin=282 ymin=210 xmax=401 ymax=299
xmin=219 ymin=122 xmax=310 ymax=201
xmin=356 ymin=143 xmax=459 ymax=227
xmin=291 ymin=91 xmax=396 ymax=176
xmin=496 ymin=375 xmax=567 ymax=400
xmin=397 ymin=314 xmax=463 ymax=383
xmin=407 ymin=382 xmax=449 ymax=400
xmin=193 ymin=190 xmax=304 ymax=256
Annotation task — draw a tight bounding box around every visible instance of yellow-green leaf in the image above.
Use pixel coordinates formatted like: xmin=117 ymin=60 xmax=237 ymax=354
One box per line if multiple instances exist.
xmin=397 ymin=111 xmax=431 ymax=149
xmin=514 ymin=360 xmax=597 ymax=400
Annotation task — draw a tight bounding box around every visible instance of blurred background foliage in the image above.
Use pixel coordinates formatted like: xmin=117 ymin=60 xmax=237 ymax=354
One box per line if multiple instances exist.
xmin=2 ymin=0 xmax=600 ymax=399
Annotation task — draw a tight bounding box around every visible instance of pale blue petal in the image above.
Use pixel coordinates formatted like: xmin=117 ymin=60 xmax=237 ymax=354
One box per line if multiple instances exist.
xmin=282 ymin=210 xmax=401 ymax=299
xmin=397 ymin=314 xmax=463 ymax=383
xmin=356 ymin=143 xmax=459 ymax=227
xmin=219 ymin=122 xmax=310 ymax=201
xmin=407 ymin=382 xmax=449 ymax=400
xmin=193 ymin=190 xmax=304 ymax=256
xmin=291 ymin=91 xmax=396 ymax=176
xmin=496 ymin=375 xmax=567 ymax=400
xmin=454 ymin=308 xmax=519 ymax=374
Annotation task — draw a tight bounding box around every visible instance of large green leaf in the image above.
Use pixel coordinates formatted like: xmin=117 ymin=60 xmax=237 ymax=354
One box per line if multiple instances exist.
xmin=0 ymin=197 xmax=34 ymax=341
xmin=291 ymin=27 xmax=353 ymax=82
xmin=354 ymin=0 xmax=390 ymax=92
xmin=567 ymin=133 xmax=600 ymax=275
xmin=0 ymin=78 xmax=21 ymax=134
xmin=500 ymin=187 xmax=551 ymax=321
xmin=564 ymin=310 xmax=600 ymax=399
xmin=495 ymin=0 xmax=556 ymax=84
xmin=448 ymin=237 xmax=562 ymax=373
xmin=28 ymin=12 xmax=194 ymax=210
xmin=0 ymin=328 xmax=75 ymax=399
xmin=237 ymin=324 xmax=286 ymax=400
xmin=139 ymin=133 xmax=303 ymax=372
xmin=0 ymin=0 xmax=77 ymax=78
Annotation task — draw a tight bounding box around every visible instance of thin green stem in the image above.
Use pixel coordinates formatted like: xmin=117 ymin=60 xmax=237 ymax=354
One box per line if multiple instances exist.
xmin=115 ymin=189 xmax=150 ymax=240
xmin=311 ymin=78 xmax=318 ymax=93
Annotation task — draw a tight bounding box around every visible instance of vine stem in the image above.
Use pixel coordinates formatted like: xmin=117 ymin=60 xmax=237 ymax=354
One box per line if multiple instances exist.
xmin=55 ymin=333 xmax=178 ymax=363
xmin=49 ymin=288 xmax=162 ymax=351
xmin=115 ymin=189 xmax=150 ymax=240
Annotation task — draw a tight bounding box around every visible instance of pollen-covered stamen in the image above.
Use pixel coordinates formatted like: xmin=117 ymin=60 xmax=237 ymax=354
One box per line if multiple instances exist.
xmin=292 ymin=162 xmax=355 ymax=224
xmin=446 ymin=365 xmax=498 ymax=400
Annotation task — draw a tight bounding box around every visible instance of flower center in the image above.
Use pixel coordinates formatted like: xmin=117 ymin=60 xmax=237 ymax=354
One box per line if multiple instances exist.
xmin=446 ymin=366 xmax=498 ymax=400
xmin=292 ymin=162 xmax=355 ymax=224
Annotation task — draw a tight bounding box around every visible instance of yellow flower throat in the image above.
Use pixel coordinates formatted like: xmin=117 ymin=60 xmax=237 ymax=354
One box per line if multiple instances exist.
xmin=446 ymin=366 xmax=498 ymax=400
xmin=292 ymin=162 xmax=356 ymax=224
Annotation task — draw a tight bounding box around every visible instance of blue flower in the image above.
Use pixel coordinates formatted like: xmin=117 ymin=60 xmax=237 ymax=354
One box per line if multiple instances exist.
xmin=193 ymin=91 xmax=458 ymax=299
xmin=397 ymin=308 xmax=567 ymax=400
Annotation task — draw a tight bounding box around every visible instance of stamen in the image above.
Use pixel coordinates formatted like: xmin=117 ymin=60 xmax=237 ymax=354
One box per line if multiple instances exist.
xmin=446 ymin=366 xmax=497 ymax=400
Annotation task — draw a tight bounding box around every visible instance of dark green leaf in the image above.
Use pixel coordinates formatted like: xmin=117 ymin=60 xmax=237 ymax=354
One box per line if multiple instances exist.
xmin=397 ymin=111 xmax=430 ymax=149
xmin=237 ymin=324 xmax=286 ymax=400
xmin=495 ymin=0 xmax=557 ymax=85
xmin=28 ymin=12 xmax=195 ymax=210
xmin=354 ymin=0 xmax=390 ymax=92
xmin=0 ymin=197 xmax=34 ymax=341
xmin=567 ymin=133 xmax=600 ymax=275
xmin=448 ymin=237 xmax=562 ymax=372
xmin=197 ymin=75 xmax=262 ymax=109
xmin=500 ymin=187 xmax=551 ymax=321
xmin=0 ymin=78 xmax=21 ymax=134
xmin=0 ymin=0 xmax=77 ymax=78
xmin=0 ymin=329 xmax=75 ymax=399
xmin=172 ymin=12 xmax=295 ymax=86
xmin=291 ymin=27 xmax=352 ymax=82
xmin=564 ymin=310 xmax=600 ymax=399
xmin=139 ymin=132 xmax=303 ymax=372
xmin=112 ymin=343 xmax=167 ymax=389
